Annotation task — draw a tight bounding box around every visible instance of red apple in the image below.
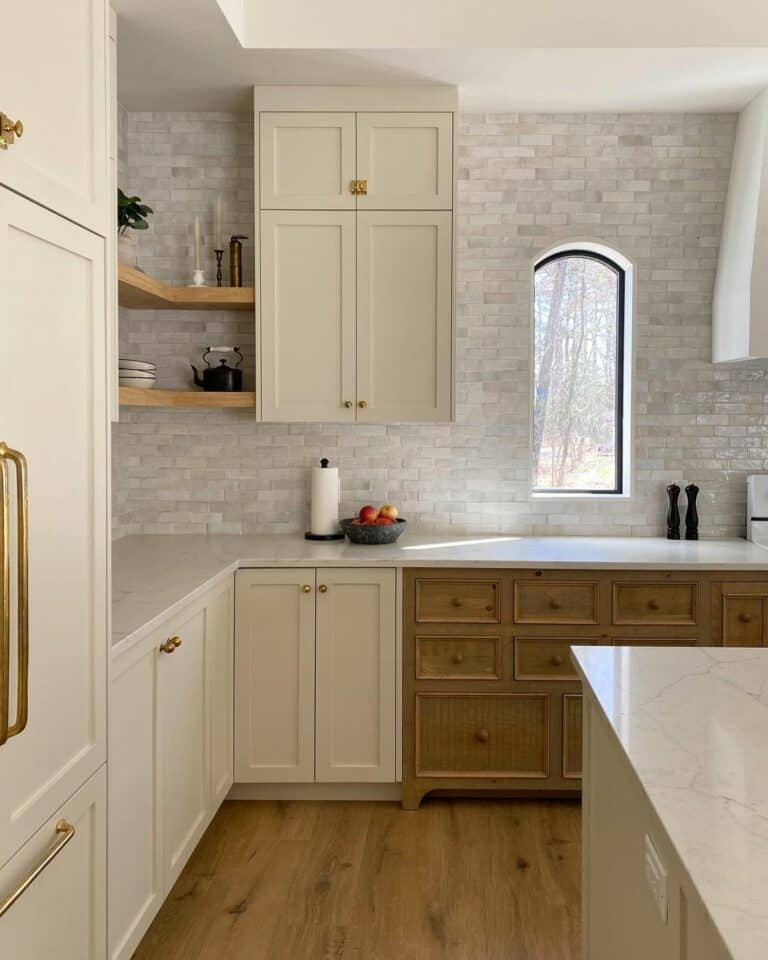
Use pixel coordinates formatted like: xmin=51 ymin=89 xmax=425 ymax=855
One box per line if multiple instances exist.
xmin=359 ymin=505 xmax=378 ymax=523
xmin=378 ymin=504 xmax=399 ymax=521
xmin=376 ymin=516 xmax=394 ymax=525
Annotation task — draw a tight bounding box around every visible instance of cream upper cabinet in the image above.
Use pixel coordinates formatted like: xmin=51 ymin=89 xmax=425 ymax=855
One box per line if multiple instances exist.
xmin=260 ymin=113 xmax=356 ymax=209
xmin=0 ymin=768 xmax=106 ymax=959
xmin=315 ymin=569 xmax=397 ymax=783
xmin=357 ymin=211 xmax=453 ymax=422
xmin=234 ymin=570 xmax=316 ymax=782
xmin=356 ymin=113 xmax=453 ymax=210
xmin=0 ymin=0 xmax=107 ymax=235
xmin=260 ymin=211 xmax=356 ymax=422
xmin=0 ymin=190 xmax=107 ymax=868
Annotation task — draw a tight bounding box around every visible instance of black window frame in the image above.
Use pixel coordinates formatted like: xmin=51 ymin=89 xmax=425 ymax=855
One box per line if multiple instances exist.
xmin=532 ymin=248 xmax=626 ymax=496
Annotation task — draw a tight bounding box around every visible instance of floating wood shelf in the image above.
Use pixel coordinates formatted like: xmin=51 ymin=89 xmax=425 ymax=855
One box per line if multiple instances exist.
xmin=118 ymin=263 xmax=254 ymax=311
xmin=119 ymin=388 xmax=256 ymax=409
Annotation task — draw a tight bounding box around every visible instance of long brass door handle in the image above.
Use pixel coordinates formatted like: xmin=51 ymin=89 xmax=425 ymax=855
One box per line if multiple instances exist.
xmin=0 ymin=819 xmax=74 ymax=919
xmin=0 ymin=442 xmax=29 ymax=747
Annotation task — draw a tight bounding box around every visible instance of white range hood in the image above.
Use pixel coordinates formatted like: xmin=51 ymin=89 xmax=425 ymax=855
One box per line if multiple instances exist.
xmin=713 ymin=88 xmax=768 ymax=362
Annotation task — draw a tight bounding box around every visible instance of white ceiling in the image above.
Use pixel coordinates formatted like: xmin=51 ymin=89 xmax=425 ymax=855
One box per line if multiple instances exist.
xmin=113 ymin=0 xmax=768 ymax=114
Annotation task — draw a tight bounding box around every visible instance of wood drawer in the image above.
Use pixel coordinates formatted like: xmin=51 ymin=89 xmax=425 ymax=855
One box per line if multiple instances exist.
xmin=722 ymin=593 xmax=768 ymax=647
xmin=514 ymin=580 xmax=599 ymax=625
xmin=415 ymin=578 xmax=500 ymax=623
xmin=613 ymin=637 xmax=698 ymax=646
xmin=613 ymin=582 xmax=698 ymax=625
xmin=415 ymin=693 xmax=549 ymax=778
xmin=513 ymin=637 xmax=585 ymax=680
xmin=416 ymin=636 xmax=501 ymax=680
xmin=562 ymin=694 xmax=583 ymax=779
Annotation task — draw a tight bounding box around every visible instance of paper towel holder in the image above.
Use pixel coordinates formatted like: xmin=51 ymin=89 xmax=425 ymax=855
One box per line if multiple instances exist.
xmin=305 ymin=457 xmax=345 ymax=541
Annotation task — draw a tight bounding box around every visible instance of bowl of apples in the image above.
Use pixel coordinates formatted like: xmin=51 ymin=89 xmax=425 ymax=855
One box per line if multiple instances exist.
xmin=341 ymin=505 xmax=406 ymax=545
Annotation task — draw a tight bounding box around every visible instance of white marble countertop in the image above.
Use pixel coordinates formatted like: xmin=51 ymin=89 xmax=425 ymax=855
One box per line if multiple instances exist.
xmin=112 ymin=532 xmax=768 ymax=649
xmin=573 ymin=645 xmax=768 ymax=960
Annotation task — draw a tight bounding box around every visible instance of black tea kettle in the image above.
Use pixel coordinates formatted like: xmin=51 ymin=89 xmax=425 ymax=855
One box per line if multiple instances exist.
xmin=191 ymin=345 xmax=243 ymax=392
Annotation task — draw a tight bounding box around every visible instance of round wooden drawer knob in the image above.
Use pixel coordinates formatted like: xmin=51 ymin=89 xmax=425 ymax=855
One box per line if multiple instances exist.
xmin=550 ymin=655 xmax=564 ymax=667
xmin=485 ymin=604 xmax=494 ymax=612
xmin=452 ymin=653 xmax=465 ymax=665
xmin=738 ymin=612 xmax=752 ymax=623
xmin=648 ymin=599 xmax=660 ymax=611
xmin=475 ymin=728 xmax=490 ymax=744
xmin=451 ymin=597 xmax=463 ymax=608
xmin=549 ymin=600 xmax=561 ymax=610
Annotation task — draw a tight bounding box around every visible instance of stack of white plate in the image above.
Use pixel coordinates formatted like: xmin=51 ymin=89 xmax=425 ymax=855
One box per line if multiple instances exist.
xmin=119 ymin=358 xmax=156 ymax=389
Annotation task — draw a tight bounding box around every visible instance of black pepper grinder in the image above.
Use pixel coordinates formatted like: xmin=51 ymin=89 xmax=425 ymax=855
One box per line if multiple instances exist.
xmin=666 ymin=483 xmax=681 ymax=540
xmin=685 ymin=484 xmax=700 ymax=540
xmin=229 ymin=234 xmax=248 ymax=288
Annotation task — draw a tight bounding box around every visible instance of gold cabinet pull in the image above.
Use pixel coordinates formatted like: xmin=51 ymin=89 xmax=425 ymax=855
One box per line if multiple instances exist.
xmin=358 ymin=400 xmax=368 ymax=409
xmin=475 ymin=728 xmax=490 ymax=744
xmin=0 ymin=442 xmax=29 ymax=747
xmin=343 ymin=401 xmax=353 ymax=409
xmin=357 ymin=178 xmax=368 ymax=195
xmin=159 ymin=635 xmax=182 ymax=654
xmin=0 ymin=112 xmax=23 ymax=150
xmin=550 ymin=655 xmax=564 ymax=667
xmin=318 ymin=584 xmax=328 ymax=594
xmin=0 ymin=819 xmax=75 ymax=919
xmin=302 ymin=584 xmax=312 ymax=593
xmin=451 ymin=652 xmax=464 ymax=665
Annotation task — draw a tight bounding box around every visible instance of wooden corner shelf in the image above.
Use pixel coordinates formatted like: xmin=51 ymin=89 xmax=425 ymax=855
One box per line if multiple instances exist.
xmin=119 ymin=388 xmax=256 ymax=409
xmin=118 ymin=263 xmax=254 ymax=311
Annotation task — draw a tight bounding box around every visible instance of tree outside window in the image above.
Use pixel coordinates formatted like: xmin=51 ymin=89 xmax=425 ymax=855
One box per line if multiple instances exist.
xmin=532 ymin=250 xmax=626 ymax=494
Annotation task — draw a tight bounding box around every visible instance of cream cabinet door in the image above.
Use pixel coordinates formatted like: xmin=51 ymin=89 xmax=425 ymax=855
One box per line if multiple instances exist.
xmin=158 ymin=608 xmax=208 ymax=890
xmin=260 ymin=112 xmax=356 ymax=209
xmin=109 ymin=640 xmax=162 ymax=960
xmin=0 ymin=766 xmax=106 ymax=959
xmin=260 ymin=211 xmax=356 ymax=422
xmin=357 ymin=211 xmax=453 ymax=422
xmin=235 ymin=570 xmax=316 ymax=782
xmin=207 ymin=578 xmax=234 ymax=809
xmin=0 ymin=0 xmax=107 ymax=234
xmin=316 ymin=569 xmax=397 ymax=783
xmin=356 ymin=113 xmax=453 ymax=210
xmin=0 ymin=190 xmax=107 ymax=868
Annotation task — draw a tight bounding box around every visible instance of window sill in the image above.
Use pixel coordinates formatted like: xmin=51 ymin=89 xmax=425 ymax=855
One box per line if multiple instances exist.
xmin=530 ymin=492 xmax=631 ymax=501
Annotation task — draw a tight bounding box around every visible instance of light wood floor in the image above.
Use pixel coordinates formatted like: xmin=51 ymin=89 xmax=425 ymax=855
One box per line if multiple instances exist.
xmin=134 ymin=798 xmax=581 ymax=960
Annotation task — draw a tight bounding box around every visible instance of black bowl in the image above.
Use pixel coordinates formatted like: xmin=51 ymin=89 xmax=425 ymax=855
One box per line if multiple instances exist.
xmin=340 ymin=517 xmax=406 ymax=545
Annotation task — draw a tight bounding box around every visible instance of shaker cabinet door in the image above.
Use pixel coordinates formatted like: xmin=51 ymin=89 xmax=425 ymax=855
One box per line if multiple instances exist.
xmin=260 ymin=210 xmax=356 ymax=422
xmin=235 ymin=570 xmax=317 ymax=782
xmin=0 ymin=190 xmax=107 ymax=868
xmin=356 ymin=112 xmax=453 ymax=210
xmin=0 ymin=0 xmax=107 ymax=234
xmin=356 ymin=211 xmax=453 ymax=422
xmin=315 ymin=569 xmax=397 ymax=783
xmin=260 ymin=112 xmax=356 ymax=210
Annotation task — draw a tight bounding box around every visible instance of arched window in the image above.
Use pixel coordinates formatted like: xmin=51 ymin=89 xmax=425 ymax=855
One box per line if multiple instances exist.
xmin=532 ymin=246 xmax=630 ymax=495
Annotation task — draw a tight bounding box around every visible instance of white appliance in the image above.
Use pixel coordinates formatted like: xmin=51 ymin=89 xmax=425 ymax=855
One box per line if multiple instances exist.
xmin=747 ymin=475 xmax=768 ymax=544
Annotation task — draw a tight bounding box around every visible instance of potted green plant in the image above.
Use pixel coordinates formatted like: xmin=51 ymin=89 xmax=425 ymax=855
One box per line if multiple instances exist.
xmin=117 ymin=188 xmax=153 ymax=267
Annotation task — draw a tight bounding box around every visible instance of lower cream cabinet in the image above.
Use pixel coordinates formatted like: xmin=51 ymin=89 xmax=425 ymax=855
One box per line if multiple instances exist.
xmin=108 ymin=576 xmax=234 ymax=960
xmin=0 ymin=766 xmax=106 ymax=960
xmin=235 ymin=568 xmax=397 ymax=784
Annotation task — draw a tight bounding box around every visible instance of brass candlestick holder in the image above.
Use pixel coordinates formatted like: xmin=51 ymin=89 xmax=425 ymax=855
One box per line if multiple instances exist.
xmin=214 ymin=249 xmax=224 ymax=287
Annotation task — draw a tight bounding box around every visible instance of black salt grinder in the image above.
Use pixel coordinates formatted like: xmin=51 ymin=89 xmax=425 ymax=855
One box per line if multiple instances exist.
xmin=685 ymin=484 xmax=700 ymax=540
xmin=666 ymin=483 xmax=681 ymax=540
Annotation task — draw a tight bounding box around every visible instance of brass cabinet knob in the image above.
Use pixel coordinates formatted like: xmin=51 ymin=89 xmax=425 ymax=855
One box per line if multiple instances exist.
xmin=160 ymin=636 xmax=181 ymax=654
xmin=172 ymin=635 xmax=182 ymax=648
xmin=319 ymin=584 xmax=328 ymax=593
xmin=451 ymin=652 xmax=464 ymax=665
xmin=302 ymin=584 xmax=312 ymax=593
xmin=358 ymin=400 xmax=368 ymax=409
xmin=343 ymin=401 xmax=353 ymax=409
xmin=4 ymin=118 xmax=23 ymax=137
xmin=475 ymin=728 xmax=490 ymax=744
xmin=550 ymin=655 xmax=564 ymax=667
xmin=358 ymin=178 xmax=368 ymax=195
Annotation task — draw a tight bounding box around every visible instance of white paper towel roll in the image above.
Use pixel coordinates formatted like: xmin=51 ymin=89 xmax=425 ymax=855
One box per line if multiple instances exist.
xmin=310 ymin=461 xmax=340 ymax=536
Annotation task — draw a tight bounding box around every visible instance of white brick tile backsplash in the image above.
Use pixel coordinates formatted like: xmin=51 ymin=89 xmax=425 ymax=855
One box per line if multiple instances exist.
xmin=112 ymin=109 xmax=767 ymax=540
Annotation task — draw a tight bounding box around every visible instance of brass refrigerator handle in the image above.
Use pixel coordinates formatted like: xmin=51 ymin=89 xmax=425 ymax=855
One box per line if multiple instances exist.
xmin=0 ymin=442 xmax=29 ymax=742
xmin=0 ymin=457 xmax=9 ymax=747
xmin=0 ymin=820 xmax=75 ymax=919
